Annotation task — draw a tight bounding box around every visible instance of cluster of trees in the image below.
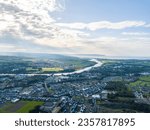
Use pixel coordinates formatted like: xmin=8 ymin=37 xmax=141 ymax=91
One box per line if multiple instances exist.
xmin=104 ymin=81 xmax=150 ymax=112
xmin=91 ymin=60 xmax=150 ymax=77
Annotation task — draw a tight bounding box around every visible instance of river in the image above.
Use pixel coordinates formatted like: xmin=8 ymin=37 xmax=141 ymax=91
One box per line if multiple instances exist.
xmin=0 ymin=59 xmax=103 ymax=76
xmin=54 ymin=59 xmax=103 ymax=76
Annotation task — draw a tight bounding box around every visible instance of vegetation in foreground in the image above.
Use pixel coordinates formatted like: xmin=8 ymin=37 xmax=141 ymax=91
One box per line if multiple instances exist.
xmin=0 ymin=101 xmax=44 ymax=113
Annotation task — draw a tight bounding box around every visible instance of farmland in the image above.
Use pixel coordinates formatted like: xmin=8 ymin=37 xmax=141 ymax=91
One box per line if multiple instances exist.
xmin=42 ymin=67 xmax=63 ymax=72
xmin=130 ymin=76 xmax=150 ymax=87
xmin=0 ymin=101 xmax=44 ymax=113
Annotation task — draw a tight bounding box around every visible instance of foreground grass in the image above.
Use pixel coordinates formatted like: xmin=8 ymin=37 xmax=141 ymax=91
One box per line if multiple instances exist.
xmin=17 ymin=101 xmax=44 ymax=113
xmin=0 ymin=101 xmax=44 ymax=113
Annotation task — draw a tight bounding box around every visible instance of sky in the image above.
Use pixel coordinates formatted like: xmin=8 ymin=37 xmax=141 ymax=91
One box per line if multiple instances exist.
xmin=0 ymin=0 xmax=150 ymax=57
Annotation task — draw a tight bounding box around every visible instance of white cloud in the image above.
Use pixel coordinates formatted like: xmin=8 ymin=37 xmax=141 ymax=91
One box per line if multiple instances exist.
xmin=122 ymin=32 xmax=150 ymax=36
xmin=0 ymin=0 xmax=149 ymax=57
xmin=89 ymin=21 xmax=145 ymax=30
xmin=34 ymin=28 xmax=89 ymax=48
xmin=0 ymin=44 xmax=15 ymax=49
xmin=78 ymin=36 xmax=150 ymax=56
xmin=79 ymin=37 xmax=118 ymax=44
xmin=56 ymin=23 xmax=87 ymax=30
xmin=0 ymin=0 xmax=59 ymax=38
xmin=57 ymin=21 xmax=146 ymax=31
xmin=145 ymin=24 xmax=150 ymax=27
xmin=0 ymin=0 xmax=62 ymax=13
xmin=0 ymin=0 xmax=64 ymax=36
xmin=0 ymin=44 xmax=28 ymax=52
xmin=0 ymin=0 xmax=89 ymax=50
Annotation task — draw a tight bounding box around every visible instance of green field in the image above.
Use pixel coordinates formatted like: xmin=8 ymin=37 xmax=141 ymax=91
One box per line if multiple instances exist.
xmin=26 ymin=67 xmax=64 ymax=73
xmin=140 ymin=76 xmax=150 ymax=82
xmin=129 ymin=76 xmax=150 ymax=87
xmin=26 ymin=67 xmax=39 ymax=71
xmin=42 ymin=67 xmax=63 ymax=72
xmin=0 ymin=101 xmax=44 ymax=113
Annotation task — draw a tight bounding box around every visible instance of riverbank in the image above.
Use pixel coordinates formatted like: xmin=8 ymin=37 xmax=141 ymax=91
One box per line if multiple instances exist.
xmin=0 ymin=59 xmax=103 ymax=76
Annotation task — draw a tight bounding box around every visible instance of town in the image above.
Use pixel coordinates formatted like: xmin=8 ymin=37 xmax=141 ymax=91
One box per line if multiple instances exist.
xmin=0 ymin=55 xmax=150 ymax=113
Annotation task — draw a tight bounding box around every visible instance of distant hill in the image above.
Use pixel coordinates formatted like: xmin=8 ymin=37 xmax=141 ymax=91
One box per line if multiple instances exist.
xmin=0 ymin=52 xmax=75 ymax=59
xmin=0 ymin=52 xmax=149 ymax=60
xmin=69 ymin=54 xmax=105 ymax=58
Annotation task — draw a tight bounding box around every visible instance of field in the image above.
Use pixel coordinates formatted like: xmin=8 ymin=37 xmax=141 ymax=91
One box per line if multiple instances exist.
xmin=42 ymin=67 xmax=63 ymax=72
xmin=130 ymin=76 xmax=150 ymax=87
xmin=26 ymin=67 xmax=39 ymax=71
xmin=140 ymin=76 xmax=150 ymax=82
xmin=0 ymin=55 xmax=95 ymax=74
xmin=0 ymin=101 xmax=44 ymax=113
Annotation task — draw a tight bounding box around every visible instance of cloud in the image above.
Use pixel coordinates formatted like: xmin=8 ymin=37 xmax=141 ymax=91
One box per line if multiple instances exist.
xmin=145 ymin=24 xmax=150 ymax=27
xmin=0 ymin=0 xmax=89 ymax=51
xmin=78 ymin=36 xmax=150 ymax=56
xmin=0 ymin=44 xmax=28 ymax=52
xmin=0 ymin=0 xmax=68 ymax=43
xmin=0 ymin=0 xmax=63 ymax=13
xmin=57 ymin=21 xmax=146 ymax=31
xmin=89 ymin=21 xmax=145 ymax=30
xmin=122 ymin=32 xmax=150 ymax=36
xmin=0 ymin=0 xmax=57 ymax=37
xmin=34 ymin=28 xmax=89 ymax=48
xmin=0 ymin=44 xmax=15 ymax=49
xmin=0 ymin=0 xmax=149 ymax=57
